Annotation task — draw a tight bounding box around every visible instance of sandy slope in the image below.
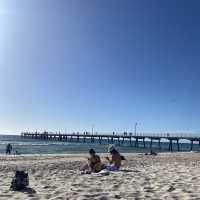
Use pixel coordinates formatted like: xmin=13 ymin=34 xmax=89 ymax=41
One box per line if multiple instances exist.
xmin=0 ymin=153 xmax=200 ymax=200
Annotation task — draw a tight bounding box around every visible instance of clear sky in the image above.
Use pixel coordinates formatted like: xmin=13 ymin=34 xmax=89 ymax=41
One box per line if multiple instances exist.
xmin=0 ymin=0 xmax=200 ymax=134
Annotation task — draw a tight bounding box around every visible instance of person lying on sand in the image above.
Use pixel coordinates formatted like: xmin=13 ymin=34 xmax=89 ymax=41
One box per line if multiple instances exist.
xmin=105 ymin=145 xmax=126 ymax=171
xmin=81 ymin=149 xmax=103 ymax=173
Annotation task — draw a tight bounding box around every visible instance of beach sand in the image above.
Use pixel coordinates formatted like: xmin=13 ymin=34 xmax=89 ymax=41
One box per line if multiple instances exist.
xmin=0 ymin=152 xmax=200 ymax=200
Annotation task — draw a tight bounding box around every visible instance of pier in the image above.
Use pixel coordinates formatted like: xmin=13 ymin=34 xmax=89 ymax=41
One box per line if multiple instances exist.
xmin=21 ymin=131 xmax=200 ymax=151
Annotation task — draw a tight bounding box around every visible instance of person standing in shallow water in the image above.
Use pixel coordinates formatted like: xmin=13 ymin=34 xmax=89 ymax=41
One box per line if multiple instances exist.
xmin=6 ymin=143 xmax=12 ymax=155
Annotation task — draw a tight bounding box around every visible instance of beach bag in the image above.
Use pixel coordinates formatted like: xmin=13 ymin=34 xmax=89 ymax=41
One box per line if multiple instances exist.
xmin=10 ymin=170 xmax=29 ymax=191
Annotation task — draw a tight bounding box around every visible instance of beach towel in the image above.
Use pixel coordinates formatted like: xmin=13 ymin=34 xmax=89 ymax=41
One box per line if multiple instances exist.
xmin=80 ymin=169 xmax=110 ymax=176
xmin=95 ymin=169 xmax=110 ymax=176
xmin=105 ymin=165 xmax=119 ymax=171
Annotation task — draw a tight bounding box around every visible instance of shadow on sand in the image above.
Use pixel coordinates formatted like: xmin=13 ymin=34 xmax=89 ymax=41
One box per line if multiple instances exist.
xmin=20 ymin=187 xmax=37 ymax=194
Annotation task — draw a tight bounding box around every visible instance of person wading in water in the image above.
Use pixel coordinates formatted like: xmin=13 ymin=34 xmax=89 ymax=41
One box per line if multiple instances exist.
xmin=6 ymin=143 xmax=12 ymax=155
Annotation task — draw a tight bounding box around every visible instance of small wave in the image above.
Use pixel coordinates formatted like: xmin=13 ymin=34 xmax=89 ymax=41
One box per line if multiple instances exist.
xmin=0 ymin=142 xmax=71 ymax=146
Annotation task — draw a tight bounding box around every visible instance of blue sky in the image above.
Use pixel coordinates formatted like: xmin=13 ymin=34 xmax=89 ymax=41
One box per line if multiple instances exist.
xmin=0 ymin=0 xmax=200 ymax=134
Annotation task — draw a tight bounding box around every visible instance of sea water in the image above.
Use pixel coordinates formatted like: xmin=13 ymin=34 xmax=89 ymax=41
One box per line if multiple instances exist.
xmin=0 ymin=134 xmax=199 ymax=154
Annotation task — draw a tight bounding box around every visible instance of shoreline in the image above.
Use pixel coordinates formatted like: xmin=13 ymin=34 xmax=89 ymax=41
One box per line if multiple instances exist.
xmin=0 ymin=150 xmax=198 ymax=157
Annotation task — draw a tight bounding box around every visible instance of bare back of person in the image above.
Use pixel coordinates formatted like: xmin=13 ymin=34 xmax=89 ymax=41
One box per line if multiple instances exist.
xmin=89 ymin=154 xmax=102 ymax=172
xmin=111 ymin=152 xmax=122 ymax=169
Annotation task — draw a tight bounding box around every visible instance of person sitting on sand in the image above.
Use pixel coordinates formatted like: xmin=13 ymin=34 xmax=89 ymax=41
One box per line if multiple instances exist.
xmin=81 ymin=149 xmax=103 ymax=173
xmin=105 ymin=145 xmax=126 ymax=171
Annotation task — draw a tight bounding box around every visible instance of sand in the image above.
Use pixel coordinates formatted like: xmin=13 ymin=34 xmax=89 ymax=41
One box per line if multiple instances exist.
xmin=0 ymin=152 xmax=200 ymax=200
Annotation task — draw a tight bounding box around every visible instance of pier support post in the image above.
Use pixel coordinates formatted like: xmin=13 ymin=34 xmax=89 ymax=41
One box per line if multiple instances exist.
xmin=143 ymin=138 xmax=145 ymax=148
xmin=158 ymin=139 xmax=161 ymax=150
xmin=91 ymin=136 xmax=95 ymax=143
xmin=99 ymin=136 xmax=101 ymax=144
xmin=150 ymin=139 xmax=152 ymax=149
xmin=122 ymin=137 xmax=124 ymax=144
xmin=129 ymin=137 xmax=132 ymax=146
xmin=118 ymin=137 xmax=120 ymax=146
xmin=177 ymin=139 xmax=180 ymax=151
xmin=169 ymin=139 xmax=173 ymax=151
xmin=190 ymin=140 xmax=193 ymax=151
xmin=135 ymin=138 xmax=138 ymax=147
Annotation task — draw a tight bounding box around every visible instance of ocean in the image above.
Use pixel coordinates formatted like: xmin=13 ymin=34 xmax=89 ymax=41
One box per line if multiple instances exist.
xmin=0 ymin=134 xmax=199 ymax=154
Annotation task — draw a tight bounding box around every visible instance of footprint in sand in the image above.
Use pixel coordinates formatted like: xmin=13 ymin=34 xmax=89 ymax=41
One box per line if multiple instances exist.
xmin=167 ymin=185 xmax=176 ymax=192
